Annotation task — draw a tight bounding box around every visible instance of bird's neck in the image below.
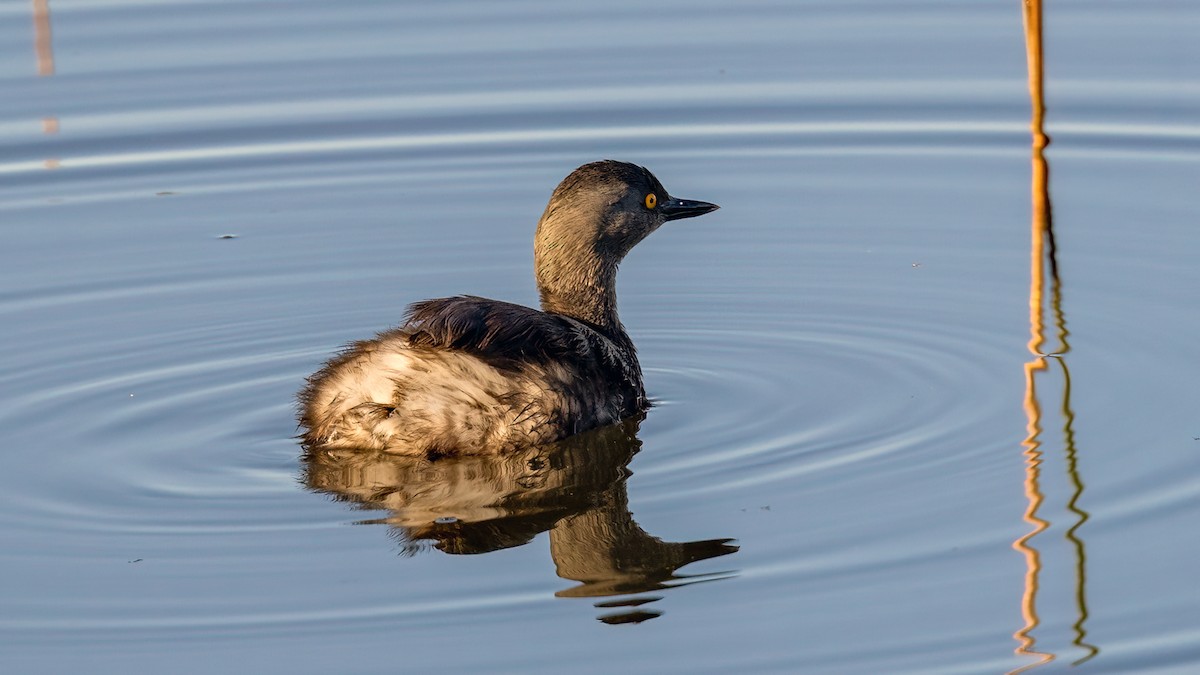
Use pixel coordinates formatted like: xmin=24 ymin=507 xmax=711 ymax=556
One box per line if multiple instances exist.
xmin=537 ymin=261 xmax=622 ymax=332
xmin=534 ymin=205 xmax=634 ymax=342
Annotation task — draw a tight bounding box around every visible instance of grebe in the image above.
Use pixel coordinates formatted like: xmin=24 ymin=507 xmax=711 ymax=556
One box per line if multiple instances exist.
xmin=299 ymin=160 xmax=718 ymax=456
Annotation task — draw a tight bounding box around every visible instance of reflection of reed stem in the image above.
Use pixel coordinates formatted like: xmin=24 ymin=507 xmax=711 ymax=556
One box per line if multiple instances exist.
xmin=1057 ymin=358 xmax=1099 ymax=663
xmin=33 ymin=0 xmax=55 ymax=77
xmin=1012 ymin=360 xmax=1054 ymax=672
xmin=1012 ymin=0 xmax=1097 ymax=669
xmin=1012 ymin=5 xmax=1054 ymax=669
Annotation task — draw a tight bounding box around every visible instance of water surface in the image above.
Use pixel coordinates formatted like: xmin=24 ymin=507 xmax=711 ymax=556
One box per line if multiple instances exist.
xmin=2 ymin=1 xmax=1199 ymax=673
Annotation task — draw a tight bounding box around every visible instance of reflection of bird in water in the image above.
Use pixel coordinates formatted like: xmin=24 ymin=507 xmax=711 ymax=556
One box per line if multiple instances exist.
xmin=303 ymin=416 xmax=738 ymax=623
xmin=299 ymin=161 xmax=718 ymax=456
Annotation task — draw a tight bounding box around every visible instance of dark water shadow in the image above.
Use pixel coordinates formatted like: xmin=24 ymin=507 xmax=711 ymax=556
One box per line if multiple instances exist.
xmin=302 ymin=415 xmax=739 ymax=624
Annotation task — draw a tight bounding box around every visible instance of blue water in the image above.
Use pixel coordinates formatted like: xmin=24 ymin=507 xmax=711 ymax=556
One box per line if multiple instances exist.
xmin=2 ymin=1 xmax=1198 ymax=673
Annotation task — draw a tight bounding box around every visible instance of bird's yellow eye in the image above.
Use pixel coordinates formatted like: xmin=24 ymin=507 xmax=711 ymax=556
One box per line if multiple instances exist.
xmin=644 ymin=193 xmax=657 ymax=209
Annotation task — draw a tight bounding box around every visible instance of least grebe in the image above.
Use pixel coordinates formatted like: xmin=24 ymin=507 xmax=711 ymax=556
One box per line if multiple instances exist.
xmin=300 ymin=160 xmax=718 ymax=456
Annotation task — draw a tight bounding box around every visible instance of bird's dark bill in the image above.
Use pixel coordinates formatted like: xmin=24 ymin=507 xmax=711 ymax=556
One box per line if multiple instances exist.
xmin=661 ymin=198 xmax=719 ymax=221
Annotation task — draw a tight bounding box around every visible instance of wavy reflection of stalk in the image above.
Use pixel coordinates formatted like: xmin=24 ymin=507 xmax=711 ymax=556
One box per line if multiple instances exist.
xmin=303 ymin=416 xmax=738 ymax=624
xmin=33 ymin=0 xmax=55 ymax=76
xmin=33 ymin=0 xmax=60 ymax=169
xmin=1010 ymin=0 xmax=1097 ymax=670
